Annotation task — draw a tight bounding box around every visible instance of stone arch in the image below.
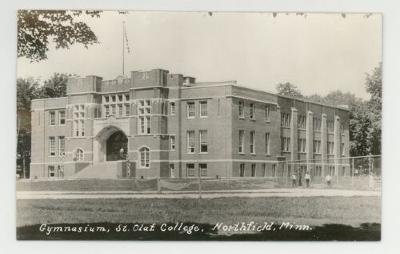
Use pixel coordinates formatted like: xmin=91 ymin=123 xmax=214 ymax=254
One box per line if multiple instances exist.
xmin=93 ymin=125 xmax=129 ymax=163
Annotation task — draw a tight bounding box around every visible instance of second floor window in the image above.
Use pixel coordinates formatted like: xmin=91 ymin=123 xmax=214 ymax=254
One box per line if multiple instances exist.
xmin=199 ymin=130 xmax=208 ymax=153
xmin=187 ymin=130 xmax=195 ymax=153
xmin=200 ymin=101 xmax=208 ymax=117
xmin=265 ymin=105 xmax=271 ymax=121
xmin=265 ymin=133 xmax=270 ymax=154
xmin=49 ymin=136 xmax=55 ymax=156
xmin=340 ymin=143 xmax=345 ymax=156
xmin=59 ymin=111 xmax=65 ymax=125
xmin=170 ymin=102 xmax=176 ymax=115
xmin=313 ymin=140 xmax=321 ymax=154
xmin=313 ymin=117 xmax=321 ymax=131
xmin=281 ymin=137 xmax=290 ymax=152
xmin=238 ymin=101 xmax=244 ymax=118
xmin=327 ymin=120 xmax=334 ymax=132
xmin=281 ymin=113 xmax=290 ymax=127
xmin=58 ymin=136 xmax=65 ymax=156
xmin=249 ymin=103 xmax=255 ymax=119
xmin=49 ymin=111 xmax=56 ymax=125
xmin=187 ymin=102 xmax=195 ymax=119
xmin=139 ymin=116 xmax=151 ymax=134
xmin=250 ymin=131 xmax=255 ymax=154
xmin=239 ymin=130 xmax=244 ymax=153
xmin=298 ymin=115 xmax=306 ymax=129
xmin=298 ymin=138 xmax=306 ymax=153
xmin=170 ymin=136 xmax=176 ymax=151
xmin=328 ymin=141 xmax=335 ymax=155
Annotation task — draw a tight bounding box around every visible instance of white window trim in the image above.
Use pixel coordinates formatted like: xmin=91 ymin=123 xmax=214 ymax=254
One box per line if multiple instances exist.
xmin=187 ymin=101 xmax=195 ymax=119
xmin=49 ymin=111 xmax=56 ymax=126
xmin=170 ymin=136 xmax=176 ymax=151
xmin=187 ymin=130 xmax=195 ymax=154
xmin=250 ymin=131 xmax=256 ymax=154
xmin=199 ymin=101 xmax=208 ymax=118
xmin=199 ymin=130 xmax=208 ymax=154
xmin=58 ymin=111 xmax=66 ymax=125
xmin=138 ymin=146 xmax=150 ymax=169
xmin=186 ymin=163 xmax=196 ymax=178
xmin=238 ymin=101 xmax=245 ymax=119
xmin=239 ymin=130 xmax=245 ymax=154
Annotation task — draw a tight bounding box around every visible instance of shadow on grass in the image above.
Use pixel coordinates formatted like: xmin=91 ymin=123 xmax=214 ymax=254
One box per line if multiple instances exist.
xmin=17 ymin=222 xmax=380 ymax=241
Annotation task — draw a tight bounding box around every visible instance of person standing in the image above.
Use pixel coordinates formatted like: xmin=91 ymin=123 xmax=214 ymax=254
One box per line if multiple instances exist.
xmin=305 ymin=171 xmax=311 ymax=188
xmin=291 ymin=173 xmax=297 ymax=187
xmin=119 ymin=147 xmax=125 ymax=160
xmin=325 ymin=174 xmax=332 ymax=187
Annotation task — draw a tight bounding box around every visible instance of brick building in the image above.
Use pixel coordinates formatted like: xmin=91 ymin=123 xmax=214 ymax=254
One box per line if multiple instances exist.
xmin=30 ymin=69 xmax=350 ymax=179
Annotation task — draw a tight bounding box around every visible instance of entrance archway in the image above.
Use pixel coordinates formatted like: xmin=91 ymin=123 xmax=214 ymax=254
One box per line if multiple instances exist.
xmin=106 ymin=131 xmax=128 ymax=161
xmin=93 ymin=125 xmax=129 ymax=163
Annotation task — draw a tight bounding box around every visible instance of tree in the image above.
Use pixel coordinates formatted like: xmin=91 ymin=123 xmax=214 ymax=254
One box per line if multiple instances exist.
xmin=365 ymin=63 xmax=382 ymax=155
xmin=276 ymin=82 xmax=304 ymax=98
xmin=18 ymin=10 xmax=101 ymax=61
xmin=38 ymin=73 xmax=73 ymax=98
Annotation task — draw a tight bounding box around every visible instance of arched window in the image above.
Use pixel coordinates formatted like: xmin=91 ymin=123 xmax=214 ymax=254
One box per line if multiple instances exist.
xmin=76 ymin=149 xmax=84 ymax=161
xmin=139 ymin=147 xmax=150 ymax=168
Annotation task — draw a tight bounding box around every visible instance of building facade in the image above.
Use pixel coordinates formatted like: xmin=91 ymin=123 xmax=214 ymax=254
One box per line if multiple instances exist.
xmin=30 ymin=69 xmax=350 ymax=179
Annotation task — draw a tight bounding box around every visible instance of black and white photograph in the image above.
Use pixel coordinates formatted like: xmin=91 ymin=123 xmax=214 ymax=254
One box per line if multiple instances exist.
xmin=14 ymin=10 xmax=383 ymax=241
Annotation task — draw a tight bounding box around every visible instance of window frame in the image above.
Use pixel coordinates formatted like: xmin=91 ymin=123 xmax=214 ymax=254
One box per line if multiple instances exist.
xmin=199 ymin=101 xmax=208 ymax=118
xmin=58 ymin=110 xmax=66 ymax=125
xmin=250 ymin=131 xmax=256 ymax=154
xmin=239 ymin=130 xmax=244 ymax=154
xmin=199 ymin=163 xmax=207 ymax=177
xmin=187 ymin=101 xmax=195 ymax=119
xmin=199 ymin=130 xmax=208 ymax=153
xmin=187 ymin=130 xmax=195 ymax=154
xmin=58 ymin=136 xmax=65 ymax=156
xmin=186 ymin=163 xmax=195 ymax=177
xmin=139 ymin=147 xmax=150 ymax=168
xmin=238 ymin=101 xmax=245 ymax=119
xmin=49 ymin=111 xmax=56 ymax=126
xmin=49 ymin=136 xmax=56 ymax=156
xmin=170 ymin=136 xmax=176 ymax=151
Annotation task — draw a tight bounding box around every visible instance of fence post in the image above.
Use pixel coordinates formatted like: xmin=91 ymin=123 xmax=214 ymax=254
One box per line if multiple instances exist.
xmin=157 ymin=177 xmax=161 ymax=193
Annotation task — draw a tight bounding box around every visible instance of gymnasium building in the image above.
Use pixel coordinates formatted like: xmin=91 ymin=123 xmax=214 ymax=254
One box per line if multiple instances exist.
xmin=30 ymin=69 xmax=350 ymax=179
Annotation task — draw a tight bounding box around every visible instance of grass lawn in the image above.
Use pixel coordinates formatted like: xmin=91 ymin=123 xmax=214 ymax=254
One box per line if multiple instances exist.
xmin=17 ymin=196 xmax=380 ymax=227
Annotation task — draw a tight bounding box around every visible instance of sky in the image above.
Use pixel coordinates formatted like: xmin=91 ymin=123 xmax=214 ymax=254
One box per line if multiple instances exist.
xmin=17 ymin=11 xmax=382 ymax=99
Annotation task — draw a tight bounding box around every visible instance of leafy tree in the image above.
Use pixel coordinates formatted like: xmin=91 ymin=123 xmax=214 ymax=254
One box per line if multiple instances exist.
xmin=17 ymin=10 xmax=101 ymax=61
xmin=276 ymin=82 xmax=304 ymax=98
xmin=38 ymin=73 xmax=73 ymax=98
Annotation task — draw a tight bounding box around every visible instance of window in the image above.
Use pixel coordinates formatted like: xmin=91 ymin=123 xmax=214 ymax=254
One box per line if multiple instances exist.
xmin=118 ymin=104 xmax=123 ymax=116
xmin=58 ymin=136 xmax=65 ymax=156
xmin=281 ymin=137 xmax=290 ymax=152
xmin=313 ymin=117 xmax=321 ymax=131
xmin=329 ymin=166 xmax=335 ymax=176
xmin=262 ymin=163 xmax=266 ymax=177
xmin=187 ymin=163 xmax=195 ymax=177
xmin=105 ymin=105 xmax=110 ymax=117
xmin=281 ymin=113 xmax=290 ymax=127
xmin=49 ymin=111 xmax=56 ymax=125
xmin=57 ymin=165 xmax=64 ymax=178
xmin=139 ymin=116 xmax=151 ymax=134
xmin=111 ymin=105 xmax=116 ymax=115
xmin=187 ymin=101 xmax=195 ymax=118
xmin=249 ymin=103 xmax=255 ymax=119
xmin=125 ymin=94 xmax=130 ymax=101
xmin=265 ymin=133 xmax=270 ymax=155
xmin=238 ymin=101 xmax=244 ymax=118
xmin=170 ymin=136 xmax=176 ymax=151
xmin=76 ymin=149 xmax=84 ymax=161
xmin=105 ymin=96 xmax=109 ymax=103
xmin=272 ymin=164 xmax=276 ymax=177
xmin=240 ymin=163 xmax=245 ymax=177
xmin=59 ymin=111 xmax=65 ymax=125
xmin=48 ymin=165 xmax=55 ymax=177
xmin=340 ymin=143 xmax=345 ymax=156
xmin=298 ymin=115 xmax=306 ymax=129
xmin=327 ymin=141 xmax=335 ymax=155
xmin=72 ymin=105 xmax=85 ymax=136
xmin=169 ymin=164 xmax=175 ymax=178
xmin=313 ymin=140 xmax=321 ymax=154
xmin=199 ymin=130 xmax=208 ymax=153
xmin=239 ymin=130 xmax=244 ymax=153
xmin=187 ymin=130 xmax=195 ymax=153
xmin=199 ymin=101 xmax=208 ymax=117
xmin=298 ymin=138 xmax=306 ymax=153
xmin=170 ymin=102 xmax=176 ymax=115
xmin=250 ymin=131 xmax=255 ymax=154
xmin=251 ymin=164 xmax=256 ymax=177
xmin=327 ymin=121 xmax=334 ymax=132
xmin=265 ymin=105 xmax=271 ymax=121
xmin=80 ymin=120 xmax=85 ymax=136
xmin=200 ymin=163 xmax=207 ymax=177
xmin=340 ymin=124 xmax=345 ymax=134
xmin=125 ymin=104 xmax=130 ymax=116
xmin=112 ymin=95 xmax=116 ymax=103
xmin=118 ymin=95 xmax=123 ymax=102
xmin=139 ymin=147 xmax=150 ymax=168
xmin=49 ymin=137 xmax=55 ymax=156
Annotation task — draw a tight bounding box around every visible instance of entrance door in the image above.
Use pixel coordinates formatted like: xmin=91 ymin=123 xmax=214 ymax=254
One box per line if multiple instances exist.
xmin=106 ymin=131 xmax=128 ymax=161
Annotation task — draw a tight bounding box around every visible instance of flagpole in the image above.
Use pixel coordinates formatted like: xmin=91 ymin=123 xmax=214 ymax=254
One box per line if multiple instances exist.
xmin=122 ymin=21 xmax=125 ymax=76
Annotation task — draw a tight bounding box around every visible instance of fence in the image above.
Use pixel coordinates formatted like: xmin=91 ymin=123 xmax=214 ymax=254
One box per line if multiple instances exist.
xmin=151 ymin=155 xmax=381 ymax=193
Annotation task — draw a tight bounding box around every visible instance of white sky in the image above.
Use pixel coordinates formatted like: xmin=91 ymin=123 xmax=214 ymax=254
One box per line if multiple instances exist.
xmin=17 ymin=11 xmax=382 ymax=99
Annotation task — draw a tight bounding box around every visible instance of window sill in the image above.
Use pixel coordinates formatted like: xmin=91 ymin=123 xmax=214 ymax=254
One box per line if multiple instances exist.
xmin=238 ymin=152 xmax=245 ymax=155
xmin=200 ymin=116 xmax=208 ymax=119
xmin=238 ymin=117 xmax=245 ymax=120
xmin=250 ymin=118 xmax=256 ymax=121
xmin=187 ymin=117 xmax=195 ymax=120
xmin=250 ymin=153 xmax=256 ymax=156
xmin=265 ymin=120 xmax=271 ymax=123
xmin=199 ymin=152 xmax=208 ymax=154
xmin=265 ymin=154 xmax=271 ymax=157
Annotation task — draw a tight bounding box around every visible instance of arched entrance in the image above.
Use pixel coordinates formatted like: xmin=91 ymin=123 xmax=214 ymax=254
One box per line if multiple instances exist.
xmin=93 ymin=125 xmax=129 ymax=163
xmin=106 ymin=131 xmax=128 ymax=161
